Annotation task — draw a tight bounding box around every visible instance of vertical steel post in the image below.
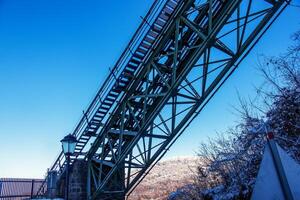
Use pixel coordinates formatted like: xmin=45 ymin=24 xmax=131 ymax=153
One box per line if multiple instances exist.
xmin=65 ymin=155 xmax=70 ymax=200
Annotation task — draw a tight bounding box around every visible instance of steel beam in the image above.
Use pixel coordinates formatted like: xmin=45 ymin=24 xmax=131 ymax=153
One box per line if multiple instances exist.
xmin=85 ymin=0 xmax=288 ymax=199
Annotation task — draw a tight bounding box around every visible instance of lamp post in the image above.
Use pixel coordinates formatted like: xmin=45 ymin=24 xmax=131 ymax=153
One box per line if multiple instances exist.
xmin=61 ymin=134 xmax=77 ymax=200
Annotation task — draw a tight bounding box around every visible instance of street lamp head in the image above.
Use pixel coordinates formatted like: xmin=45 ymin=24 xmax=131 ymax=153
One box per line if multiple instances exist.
xmin=60 ymin=134 xmax=77 ymax=156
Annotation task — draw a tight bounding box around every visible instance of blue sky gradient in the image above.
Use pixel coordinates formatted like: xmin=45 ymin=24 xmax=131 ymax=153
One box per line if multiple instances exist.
xmin=0 ymin=0 xmax=299 ymax=178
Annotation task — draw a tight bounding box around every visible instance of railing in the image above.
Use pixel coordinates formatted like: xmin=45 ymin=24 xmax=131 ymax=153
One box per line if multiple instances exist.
xmin=70 ymin=0 xmax=169 ymax=141
xmin=0 ymin=178 xmax=44 ymax=199
xmin=36 ymin=0 xmax=175 ymax=196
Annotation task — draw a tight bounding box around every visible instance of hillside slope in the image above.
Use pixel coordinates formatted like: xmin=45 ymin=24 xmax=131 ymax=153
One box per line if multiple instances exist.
xmin=128 ymin=156 xmax=198 ymax=200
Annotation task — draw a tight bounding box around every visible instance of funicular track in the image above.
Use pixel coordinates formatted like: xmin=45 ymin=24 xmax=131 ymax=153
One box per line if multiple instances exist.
xmin=36 ymin=0 xmax=289 ymax=199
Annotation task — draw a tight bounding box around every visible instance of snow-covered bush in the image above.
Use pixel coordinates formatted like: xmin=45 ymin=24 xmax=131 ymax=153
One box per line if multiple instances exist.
xmin=190 ymin=31 xmax=300 ymax=200
xmin=196 ymin=117 xmax=266 ymax=200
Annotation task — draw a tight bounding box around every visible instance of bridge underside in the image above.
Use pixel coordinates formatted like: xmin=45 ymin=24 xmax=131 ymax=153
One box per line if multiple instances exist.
xmin=86 ymin=0 xmax=288 ymax=199
xmin=35 ymin=0 xmax=289 ymax=199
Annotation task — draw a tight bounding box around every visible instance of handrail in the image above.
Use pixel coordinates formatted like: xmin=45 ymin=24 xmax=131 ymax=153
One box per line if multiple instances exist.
xmin=36 ymin=0 xmax=174 ymax=196
xmin=72 ymin=0 xmax=166 ymax=138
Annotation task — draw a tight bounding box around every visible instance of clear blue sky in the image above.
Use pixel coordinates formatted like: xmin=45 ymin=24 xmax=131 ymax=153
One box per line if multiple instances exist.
xmin=0 ymin=0 xmax=299 ymax=178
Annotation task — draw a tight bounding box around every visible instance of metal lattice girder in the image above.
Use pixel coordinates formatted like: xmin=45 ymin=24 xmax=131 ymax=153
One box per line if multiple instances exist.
xmin=86 ymin=0 xmax=289 ymax=199
xmin=36 ymin=0 xmax=191 ymax=196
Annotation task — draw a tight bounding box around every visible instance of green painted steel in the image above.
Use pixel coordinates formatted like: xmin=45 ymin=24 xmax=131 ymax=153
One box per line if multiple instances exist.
xmin=36 ymin=0 xmax=290 ymax=199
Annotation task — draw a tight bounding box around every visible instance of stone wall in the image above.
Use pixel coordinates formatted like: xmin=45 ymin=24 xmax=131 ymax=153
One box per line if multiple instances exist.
xmin=56 ymin=159 xmax=125 ymax=200
xmin=55 ymin=159 xmax=88 ymax=199
xmin=69 ymin=159 xmax=88 ymax=200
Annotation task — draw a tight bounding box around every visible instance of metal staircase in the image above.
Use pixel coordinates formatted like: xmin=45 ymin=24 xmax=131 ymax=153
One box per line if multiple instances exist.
xmin=36 ymin=0 xmax=186 ymax=196
xmin=36 ymin=0 xmax=290 ymax=198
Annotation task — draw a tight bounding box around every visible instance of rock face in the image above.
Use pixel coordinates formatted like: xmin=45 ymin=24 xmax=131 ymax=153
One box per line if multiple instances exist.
xmin=128 ymin=156 xmax=198 ymax=200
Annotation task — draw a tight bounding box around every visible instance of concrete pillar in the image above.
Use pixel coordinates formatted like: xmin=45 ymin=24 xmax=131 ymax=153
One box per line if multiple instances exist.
xmin=46 ymin=170 xmax=58 ymax=198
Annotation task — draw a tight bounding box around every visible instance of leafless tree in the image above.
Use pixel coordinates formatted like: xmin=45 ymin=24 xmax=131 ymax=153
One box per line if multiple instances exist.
xmin=190 ymin=31 xmax=300 ymax=200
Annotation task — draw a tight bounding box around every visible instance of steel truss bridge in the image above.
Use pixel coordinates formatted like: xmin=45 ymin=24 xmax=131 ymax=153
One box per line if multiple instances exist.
xmin=36 ymin=0 xmax=290 ymax=199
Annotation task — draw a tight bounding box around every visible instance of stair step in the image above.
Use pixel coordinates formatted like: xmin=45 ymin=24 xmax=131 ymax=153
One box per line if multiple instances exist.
xmin=144 ymin=35 xmax=155 ymax=44
xmin=116 ymin=84 xmax=126 ymax=90
xmin=112 ymin=88 xmax=122 ymax=94
xmin=91 ymin=118 xmax=101 ymax=122
xmin=118 ymin=79 xmax=128 ymax=85
xmin=167 ymin=1 xmax=177 ymax=8
xmin=121 ymin=75 xmax=133 ymax=82
xmin=136 ymin=47 xmax=147 ymax=55
xmin=129 ymin=59 xmax=140 ymax=66
xmin=133 ymin=53 xmax=144 ymax=60
xmin=127 ymin=64 xmax=138 ymax=71
xmin=77 ymin=140 xmax=88 ymax=144
xmin=123 ymin=73 xmax=134 ymax=80
xmin=153 ymin=23 xmax=162 ymax=32
xmin=99 ymin=105 xmax=109 ymax=111
xmin=97 ymin=110 xmax=106 ymax=115
xmin=101 ymin=104 xmax=111 ymax=110
xmin=123 ymin=68 xmax=135 ymax=74
xmin=105 ymin=97 xmax=115 ymax=103
xmin=102 ymin=101 xmax=112 ymax=107
xmin=163 ymin=6 xmax=174 ymax=15
xmin=159 ymin=13 xmax=169 ymax=22
xmin=141 ymin=42 xmax=151 ymax=50
xmin=77 ymin=142 xmax=86 ymax=146
xmin=90 ymin=121 xmax=102 ymax=127
xmin=108 ymin=91 xmax=119 ymax=98
xmin=85 ymin=131 xmax=97 ymax=137
xmin=155 ymin=19 xmax=165 ymax=27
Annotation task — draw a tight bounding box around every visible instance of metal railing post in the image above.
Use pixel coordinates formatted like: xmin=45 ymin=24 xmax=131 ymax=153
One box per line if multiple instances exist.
xmin=30 ymin=179 xmax=35 ymax=198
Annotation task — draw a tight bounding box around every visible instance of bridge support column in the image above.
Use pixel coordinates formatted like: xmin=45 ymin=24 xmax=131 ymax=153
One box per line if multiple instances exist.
xmin=56 ymin=159 xmax=88 ymax=200
xmin=69 ymin=159 xmax=88 ymax=200
xmin=56 ymin=159 xmax=125 ymax=200
xmin=46 ymin=170 xmax=57 ymax=198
